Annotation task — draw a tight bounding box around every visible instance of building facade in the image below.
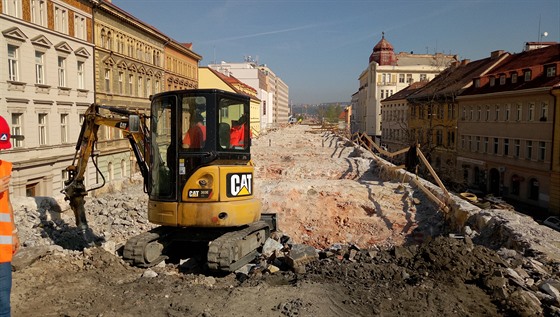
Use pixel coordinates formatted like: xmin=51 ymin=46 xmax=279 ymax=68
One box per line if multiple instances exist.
xmin=354 ymin=34 xmax=458 ymax=143
xmin=380 ymin=82 xmax=427 ymax=155
xmin=457 ymin=44 xmax=560 ymax=212
xmin=1 ymin=0 xmax=95 ymax=196
xmin=407 ymin=52 xmax=509 ymax=186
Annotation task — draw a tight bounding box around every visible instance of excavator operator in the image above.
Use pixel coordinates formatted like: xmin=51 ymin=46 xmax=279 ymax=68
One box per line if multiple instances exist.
xmin=230 ymin=113 xmax=248 ymax=148
xmin=183 ymin=112 xmax=206 ymax=149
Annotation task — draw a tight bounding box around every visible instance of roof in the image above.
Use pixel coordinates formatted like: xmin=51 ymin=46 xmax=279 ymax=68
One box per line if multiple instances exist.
xmin=461 ymin=44 xmax=560 ymax=96
xmin=203 ymin=67 xmax=260 ymax=102
xmin=382 ymin=81 xmax=429 ymax=102
xmin=408 ymin=52 xmax=510 ymax=102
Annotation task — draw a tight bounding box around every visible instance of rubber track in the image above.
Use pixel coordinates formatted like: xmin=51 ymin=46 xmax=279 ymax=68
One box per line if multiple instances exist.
xmin=207 ymin=221 xmax=269 ymax=272
xmin=122 ymin=227 xmax=168 ymax=267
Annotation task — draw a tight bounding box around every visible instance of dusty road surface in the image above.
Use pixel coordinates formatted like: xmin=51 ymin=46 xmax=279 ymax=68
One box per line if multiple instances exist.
xmin=9 ymin=124 xmax=560 ymax=316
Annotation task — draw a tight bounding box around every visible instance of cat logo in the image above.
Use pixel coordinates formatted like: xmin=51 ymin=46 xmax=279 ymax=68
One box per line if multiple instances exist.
xmin=227 ymin=173 xmax=252 ymax=197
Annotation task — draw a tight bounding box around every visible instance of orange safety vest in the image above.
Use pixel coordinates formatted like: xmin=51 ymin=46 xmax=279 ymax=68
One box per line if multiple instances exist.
xmin=230 ymin=123 xmax=246 ymax=147
xmin=0 ymin=160 xmax=13 ymax=263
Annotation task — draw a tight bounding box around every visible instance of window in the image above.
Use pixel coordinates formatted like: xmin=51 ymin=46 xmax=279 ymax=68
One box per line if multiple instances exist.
xmin=38 ymin=113 xmax=48 ymax=145
xmin=420 ymin=74 xmax=427 ymax=81
xmin=54 ymin=5 xmax=68 ymax=34
xmin=524 ymin=70 xmax=531 ymax=81
xmin=106 ymin=31 xmax=112 ymax=50
xmin=540 ymin=102 xmax=548 ymax=121
xmin=77 ymin=61 xmax=85 ymax=89
xmin=399 ymin=74 xmax=405 ymax=83
xmin=60 ymin=114 xmax=68 ymax=143
xmin=146 ymin=78 xmax=151 ymax=96
xmin=3 ymin=0 xmax=21 ymax=17
xmin=511 ymin=73 xmax=517 ymax=83
xmin=11 ymin=113 xmax=23 ymax=148
xmin=8 ymin=45 xmax=19 ymax=81
xmin=514 ymin=140 xmax=520 ymax=158
xmin=483 ymin=137 xmax=489 ymax=153
xmin=489 ymin=77 xmax=495 ymax=86
xmin=35 ymin=51 xmax=45 ymax=84
xmin=118 ymin=72 xmax=124 ymax=94
xmin=499 ymin=75 xmax=505 ymax=85
xmin=516 ymin=104 xmax=522 ymax=121
xmin=469 ymin=107 xmax=473 ymax=120
xmin=468 ymin=136 xmax=472 ymax=151
xmin=128 ymin=74 xmax=133 ymax=95
xmin=447 ymin=131 xmax=455 ymax=147
xmin=546 ymin=65 xmax=556 ymax=77
xmin=476 ymin=136 xmax=480 ymax=152
xmin=474 ymin=78 xmax=480 ymax=88
xmin=528 ymin=103 xmax=534 ymax=121
xmin=74 ymin=13 xmax=86 ymax=40
xmin=486 ymin=106 xmax=490 ymax=121
xmin=436 ymin=130 xmax=443 ymax=146
xmin=503 ymin=139 xmax=509 ymax=156
xmin=155 ymin=80 xmax=160 ymax=94
xmin=105 ymin=69 xmax=111 ymax=92
xmin=406 ymin=74 xmax=412 ymax=83
xmin=477 ymin=106 xmax=481 ymax=121
xmin=31 ymin=0 xmax=47 ymax=26
xmin=58 ymin=57 xmax=66 ymax=87
xmin=138 ymin=76 xmax=143 ymax=97
xmin=448 ymin=104 xmax=455 ymax=119
xmin=526 ymin=140 xmax=533 ymax=160
xmin=493 ymin=138 xmax=499 ymax=154
xmin=505 ymin=105 xmax=510 ymax=121
xmin=539 ymin=142 xmax=546 ymax=161
xmin=495 ymin=105 xmax=500 ymax=121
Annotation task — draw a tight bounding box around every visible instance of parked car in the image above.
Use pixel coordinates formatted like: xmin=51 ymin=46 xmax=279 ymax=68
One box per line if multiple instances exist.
xmin=543 ymin=216 xmax=560 ymax=232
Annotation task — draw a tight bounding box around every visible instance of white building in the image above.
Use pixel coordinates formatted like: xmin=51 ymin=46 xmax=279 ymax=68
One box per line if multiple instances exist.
xmin=354 ymin=34 xmax=458 ymax=143
xmin=208 ymin=60 xmax=289 ymax=130
xmin=1 ymin=0 xmax=95 ymax=196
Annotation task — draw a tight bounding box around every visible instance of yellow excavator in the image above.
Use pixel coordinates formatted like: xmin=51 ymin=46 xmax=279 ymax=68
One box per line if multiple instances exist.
xmin=62 ymin=89 xmax=275 ymax=272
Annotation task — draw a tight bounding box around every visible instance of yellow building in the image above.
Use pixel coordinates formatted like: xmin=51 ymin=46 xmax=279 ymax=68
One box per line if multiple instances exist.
xmin=199 ymin=67 xmax=261 ymax=136
xmin=552 ymin=86 xmax=560 ymax=213
xmin=163 ymin=42 xmax=201 ymax=91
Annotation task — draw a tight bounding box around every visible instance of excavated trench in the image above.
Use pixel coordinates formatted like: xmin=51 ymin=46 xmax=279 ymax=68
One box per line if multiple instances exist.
xmin=9 ymin=124 xmax=560 ymax=316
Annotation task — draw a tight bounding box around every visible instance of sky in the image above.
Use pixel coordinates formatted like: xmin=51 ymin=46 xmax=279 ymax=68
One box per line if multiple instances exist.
xmin=111 ymin=0 xmax=560 ymax=105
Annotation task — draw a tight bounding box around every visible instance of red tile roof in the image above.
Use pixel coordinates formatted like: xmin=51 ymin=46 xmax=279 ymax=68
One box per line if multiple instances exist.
xmin=461 ymin=44 xmax=560 ymax=96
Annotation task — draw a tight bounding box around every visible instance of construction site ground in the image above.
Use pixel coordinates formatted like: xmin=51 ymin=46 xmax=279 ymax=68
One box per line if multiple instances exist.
xmin=9 ymin=124 xmax=560 ymax=317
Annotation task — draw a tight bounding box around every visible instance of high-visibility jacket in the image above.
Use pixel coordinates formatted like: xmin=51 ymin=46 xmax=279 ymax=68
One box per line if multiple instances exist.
xmin=0 ymin=160 xmax=13 ymax=263
xmin=183 ymin=123 xmax=206 ymax=148
xmin=230 ymin=123 xmax=246 ymax=147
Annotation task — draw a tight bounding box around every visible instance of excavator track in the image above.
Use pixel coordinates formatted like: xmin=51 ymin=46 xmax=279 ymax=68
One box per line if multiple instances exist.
xmin=207 ymin=221 xmax=270 ymax=272
xmin=123 ymin=227 xmax=171 ymax=268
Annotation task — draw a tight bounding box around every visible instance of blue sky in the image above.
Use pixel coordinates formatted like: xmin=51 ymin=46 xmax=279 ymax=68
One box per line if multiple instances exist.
xmin=112 ymin=0 xmax=560 ymax=105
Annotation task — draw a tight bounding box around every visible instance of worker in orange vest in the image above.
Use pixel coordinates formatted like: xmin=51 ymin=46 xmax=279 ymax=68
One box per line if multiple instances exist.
xmin=0 ymin=115 xmax=18 ymax=317
xmin=230 ymin=114 xmax=249 ymax=148
xmin=183 ymin=113 xmax=206 ymax=149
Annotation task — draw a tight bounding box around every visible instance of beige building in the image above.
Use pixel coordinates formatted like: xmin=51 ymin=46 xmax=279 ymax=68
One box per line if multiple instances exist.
xmin=380 ymin=82 xmax=427 ymax=156
xmin=92 ymin=1 xmax=200 ymax=190
xmin=354 ymin=34 xmax=457 ymax=143
xmin=208 ymin=61 xmax=289 ymax=130
xmin=0 ymin=0 xmax=95 ymax=196
xmin=457 ymin=44 xmax=559 ymax=212
xmin=199 ymin=67 xmax=261 ymax=135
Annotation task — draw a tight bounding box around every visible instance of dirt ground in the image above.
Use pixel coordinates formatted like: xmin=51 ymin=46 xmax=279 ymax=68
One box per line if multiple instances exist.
xmin=9 ymin=124 xmax=558 ymax=316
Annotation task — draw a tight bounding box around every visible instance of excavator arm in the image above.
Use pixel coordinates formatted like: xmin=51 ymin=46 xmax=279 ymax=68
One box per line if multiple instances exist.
xmin=62 ymin=104 xmax=150 ymax=234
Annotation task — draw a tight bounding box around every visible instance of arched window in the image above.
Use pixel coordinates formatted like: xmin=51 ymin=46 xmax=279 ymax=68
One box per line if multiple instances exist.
xmin=107 ymin=31 xmax=112 ymax=50
xmin=100 ymin=29 xmax=106 ymax=48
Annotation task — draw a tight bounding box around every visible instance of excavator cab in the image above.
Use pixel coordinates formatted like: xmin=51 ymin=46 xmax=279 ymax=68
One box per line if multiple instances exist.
xmin=147 ymin=89 xmax=261 ymax=228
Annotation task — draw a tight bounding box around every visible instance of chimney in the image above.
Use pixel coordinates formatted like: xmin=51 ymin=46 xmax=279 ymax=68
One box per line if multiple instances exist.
xmin=490 ymin=50 xmax=504 ymax=59
xmin=461 ymin=59 xmax=470 ymax=65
